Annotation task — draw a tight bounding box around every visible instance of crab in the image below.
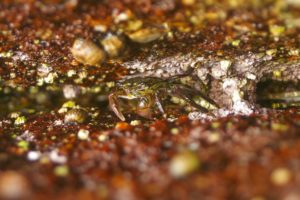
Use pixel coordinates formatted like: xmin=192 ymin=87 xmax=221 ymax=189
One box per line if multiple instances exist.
xmin=109 ymin=75 xmax=218 ymax=121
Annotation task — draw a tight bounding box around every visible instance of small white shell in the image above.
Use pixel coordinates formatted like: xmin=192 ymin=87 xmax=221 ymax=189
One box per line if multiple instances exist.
xmin=127 ymin=27 xmax=165 ymax=43
xmin=71 ymin=38 xmax=106 ymax=66
xmin=64 ymin=109 xmax=88 ymax=123
xmin=101 ymin=34 xmax=124 ymax=57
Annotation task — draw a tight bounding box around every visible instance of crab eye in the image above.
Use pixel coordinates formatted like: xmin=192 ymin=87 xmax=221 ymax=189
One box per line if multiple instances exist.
xmin=138 ymin=99 xmax=149 ymax=108
xmin=138 ymin=101 xmax=145 ymax=108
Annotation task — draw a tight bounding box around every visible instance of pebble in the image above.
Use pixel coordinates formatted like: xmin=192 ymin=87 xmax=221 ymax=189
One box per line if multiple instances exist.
xmin=130 ymin=120 xmax=141 ymax=126
xmin=77 ymin=129 xmax=90 ymax=140
xmin=169 ymin=151 xmax=200 ymax=178
xmin=271 ymin=167 xmax=292 ymax=186
xmin=0 ymin=171 xmax=30 ymax=199
xmin=54 ymin=165 xmax=69 ymax=177
xmin=27 ymin=151 xmax=41 ymax=161
xmin=14 ymin=116 xmax=27 ymax=125
xmin=98 ymin=134 xmax=108 ymax=142
xmin=171 ymin=128 xmax=179 ymax=135
xmin=37 ymin=63 xmax=53 ymax=77
xmin=49 ymin=150 xmax=67 ymax=164
xmin=62 ymin=101 xmax=76 ymax=108
xmin=207 ymin=132 xmax=221 ymax=143
xmin=269 ymin=25 xmax=285 ymax=37
xmin=63 ymin=85 xmax=81 ymax=99
xmin=115 ymin=122 xmax=131 ymax=130
xmin=182 ymin=0 xmax=195 ymax=6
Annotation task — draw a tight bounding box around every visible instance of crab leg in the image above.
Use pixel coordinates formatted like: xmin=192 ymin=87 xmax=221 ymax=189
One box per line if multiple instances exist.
xmin=171 ymin=84 xmax=218 ymax=112
xmin=155 ymin=93 xmax=165 ymax=114
xmin=109 ymin=93 xmax=126 ymax=121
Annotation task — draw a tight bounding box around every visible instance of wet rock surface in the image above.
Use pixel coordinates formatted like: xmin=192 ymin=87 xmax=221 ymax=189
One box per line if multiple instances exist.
xmin=0 ymin=0 xmax=300 ymax=199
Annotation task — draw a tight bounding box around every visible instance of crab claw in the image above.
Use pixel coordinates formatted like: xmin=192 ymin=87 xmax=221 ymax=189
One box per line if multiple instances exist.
xmin=109 ymin=93 xmax=126 ymax=121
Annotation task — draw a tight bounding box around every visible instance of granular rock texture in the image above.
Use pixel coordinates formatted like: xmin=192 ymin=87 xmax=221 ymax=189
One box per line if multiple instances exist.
xmin=0 ymin=0 xmax=300 ymax=199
